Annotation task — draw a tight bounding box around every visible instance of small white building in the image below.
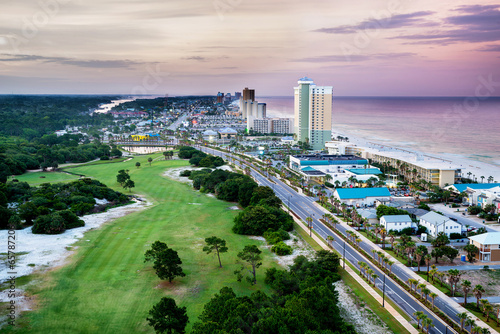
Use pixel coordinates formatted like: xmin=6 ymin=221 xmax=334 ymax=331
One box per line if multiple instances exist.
xmin=419 ymin=211 xmax=462 ymax=238
xmin=380 ymin=215 xmax=416 ymax=233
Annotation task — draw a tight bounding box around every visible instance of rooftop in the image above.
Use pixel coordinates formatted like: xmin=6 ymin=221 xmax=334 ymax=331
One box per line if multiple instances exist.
xmin=381 ymin=215 xmax=412 ymax=223
xmin=346 ymin=168 xmax=382 ymax=175
xmin=293 ymin=154 xmax=367 ymax=162
xmin=420 ymin=211 xmax=453 ymax=226
xmin=469 ymin=232 xmax=500 ymax=245
xmin=335 ymin=187 xmax=391 ymax=199
xmin=449 ymin=183 xmax=500 ymax=193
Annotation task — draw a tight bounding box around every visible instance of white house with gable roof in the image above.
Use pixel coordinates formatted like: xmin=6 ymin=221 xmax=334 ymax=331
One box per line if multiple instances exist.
xmin=419 ymin=211 xmax=462 ymax=238
xmin=380 ymin=215 xmax=416 ymax=233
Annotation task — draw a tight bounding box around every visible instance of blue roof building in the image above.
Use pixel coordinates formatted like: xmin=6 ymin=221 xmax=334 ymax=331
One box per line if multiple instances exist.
xmin=447 ymin=183 xmax=500 ymax=193
xmin=334 ymin=187 xmax=391 ymax=207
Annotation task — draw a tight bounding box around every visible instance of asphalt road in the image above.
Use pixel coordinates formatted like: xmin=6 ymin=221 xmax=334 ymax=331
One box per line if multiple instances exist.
xmin=198 ymin=146 xmax=460 ymax=334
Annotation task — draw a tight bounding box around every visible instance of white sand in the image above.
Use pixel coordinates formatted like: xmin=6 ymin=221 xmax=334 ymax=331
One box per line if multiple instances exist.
xmin=0 ymin=199 xmax=151 ymax=283
xmin=334 ymin=131 xmax=500 ymax=182
xmin=334 ymin=281 xmax=394 ymax=334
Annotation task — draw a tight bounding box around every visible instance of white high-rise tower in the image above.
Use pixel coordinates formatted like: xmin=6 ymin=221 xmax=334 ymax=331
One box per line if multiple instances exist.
xmin=293 ymin=77 xmax=333 ymax=150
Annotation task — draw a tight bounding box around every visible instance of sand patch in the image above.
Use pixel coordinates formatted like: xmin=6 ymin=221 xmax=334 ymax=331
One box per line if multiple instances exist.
xmin=273 ymin=232 xmax=316 ymax=268
xmin=0 ymin=199 xmax=152 ymax=283
xmin=228 ymin=206 xmax=240 ymax=210
xmin=334 ymin=281 xmax=394 ymax=334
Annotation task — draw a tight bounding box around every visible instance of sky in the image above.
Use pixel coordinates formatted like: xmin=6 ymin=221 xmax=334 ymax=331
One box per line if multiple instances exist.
xmin=1 ymin=0 xmax=500 ymax=96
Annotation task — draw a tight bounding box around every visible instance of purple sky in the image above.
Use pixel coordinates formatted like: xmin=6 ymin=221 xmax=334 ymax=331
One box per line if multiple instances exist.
xmin=1 ymin=0 xmax=500 ymax=96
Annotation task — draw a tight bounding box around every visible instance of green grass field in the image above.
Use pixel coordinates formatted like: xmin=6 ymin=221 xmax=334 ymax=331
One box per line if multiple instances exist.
xmin=10 ymin=154 xmax=278 ymax=334
xmin=14 ymin=171 xmax=80 ymax=186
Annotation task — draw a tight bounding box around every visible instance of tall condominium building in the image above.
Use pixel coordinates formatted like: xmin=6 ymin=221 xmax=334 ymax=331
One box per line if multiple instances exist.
xmin=252 ymin=118 xmax=294 ymax=134
xmin=242 ymin=87 xmax=255 ymax=101
xmin=294 ymin=77 xmax=333 ymax=150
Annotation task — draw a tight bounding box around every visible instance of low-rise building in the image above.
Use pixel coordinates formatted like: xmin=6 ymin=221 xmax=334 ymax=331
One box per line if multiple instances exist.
xmin=419 ymin=211 xmax=462 ymax=238
xmin=380 ymin=215 xmax=415 ymax=233
xmin=468 ymin=232 xmax=500 ymax=262
xmin=333 ymin=187 xmax=391 ymax=207
xmin=202 ymin=130 xmax=218 ymax=142
xmin=290 ymin=154 xmax=368 ymax=173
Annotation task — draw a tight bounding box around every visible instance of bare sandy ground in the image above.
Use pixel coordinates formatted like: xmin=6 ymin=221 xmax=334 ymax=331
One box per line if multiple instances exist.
xmin=334 ymin=281 xmax=394 ymax=334
xmin=0 ymin=199 xmax=151 ymax=283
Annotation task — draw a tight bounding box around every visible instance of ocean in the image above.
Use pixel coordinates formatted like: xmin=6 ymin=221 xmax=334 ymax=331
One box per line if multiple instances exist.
xmin=259 ymin=96 xmax=500 ymax=168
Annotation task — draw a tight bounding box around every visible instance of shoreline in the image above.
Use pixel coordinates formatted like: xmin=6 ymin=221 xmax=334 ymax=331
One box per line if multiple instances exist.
xmin=331 ymin=129 xmax=500 ymax=183
xmin=0 ymin=199 xmax=151 ymax=283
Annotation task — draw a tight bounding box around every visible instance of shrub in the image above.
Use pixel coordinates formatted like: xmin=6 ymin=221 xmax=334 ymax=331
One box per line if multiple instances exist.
xmin=179 ymin=170 xmax=191 ymax=177
xmin=264 ymin=228 xmax=290 ymax=244
xmin=100 ymin=156 xmax=110 ymax=160
xmin=271 ymin=242 xmax=293 ymax=256
xmin=449 ymin=233 xmax=462 ymax=240
xmin=324 ymin=181 xmax=334 ymax=188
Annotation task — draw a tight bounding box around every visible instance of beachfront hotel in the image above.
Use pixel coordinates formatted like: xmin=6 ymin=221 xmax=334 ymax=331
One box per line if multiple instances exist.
xmin=294 ymin=77 xmax=333 ymax=150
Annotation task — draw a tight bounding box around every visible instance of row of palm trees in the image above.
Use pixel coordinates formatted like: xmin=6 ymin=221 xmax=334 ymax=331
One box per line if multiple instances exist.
xmin=457 ymin=310 xmax=494 ymax=334
xmin=413 ymin=311 xmax=435 ymax=333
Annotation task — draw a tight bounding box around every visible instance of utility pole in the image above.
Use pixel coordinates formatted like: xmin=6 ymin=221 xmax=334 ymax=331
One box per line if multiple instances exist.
xmin=382 ymin=274 xmax=386 ymax=307
xmin=343 ymin=241 xmax=346 ymax=269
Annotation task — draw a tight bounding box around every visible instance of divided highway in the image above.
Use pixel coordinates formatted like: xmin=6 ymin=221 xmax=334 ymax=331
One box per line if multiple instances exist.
xmin=198 ymin=146 xmax=461 ymax=334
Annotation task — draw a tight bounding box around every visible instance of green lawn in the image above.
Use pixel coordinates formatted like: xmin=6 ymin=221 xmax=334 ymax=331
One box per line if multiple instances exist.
xmin=11 ymin=154 xmax=278 ymax=334
xmin=14 ymin=171 xmax=80 ymax=186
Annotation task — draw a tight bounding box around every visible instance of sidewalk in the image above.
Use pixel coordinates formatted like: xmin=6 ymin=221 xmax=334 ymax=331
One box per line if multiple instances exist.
xmin=291 ymin=212 xmax=419 ymax=334
xmin=315 ymin=202 xmax=499 ymax=334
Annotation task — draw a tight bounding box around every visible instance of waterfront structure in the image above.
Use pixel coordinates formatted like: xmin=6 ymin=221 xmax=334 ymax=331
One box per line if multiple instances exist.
xmin=380 ymin=215 xmax=415 ymax=233
xmin=290 ymin=154 xmax=367 ymax=173
xmin=363 ymin=149 xmax=462 ymax=187
xmin=252 ymin=118 xmax=294 ymax=134
xmin=468 ymin=232 xmax=500 ymax=262
xmin=242 ymin=87 xmax=255 ymax=101
xmin=294 ymin=77 xmax=333 ymax=150
xmin=253 ymin=118 xmax=272 ymax=134
xmin=333 ymin=187 xmax=391 ymax=207
xmin=325 ymin=140 xmax=360 ymax=155
xmin=419 ymin=211 xmax=462 ymax=238
xmin=245 ymin=102 xmax=266 ymax=131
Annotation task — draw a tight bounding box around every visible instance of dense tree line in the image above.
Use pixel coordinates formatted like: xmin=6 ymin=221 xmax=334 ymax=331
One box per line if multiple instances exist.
xmin=0 ymin=95 xmax=117 ymax=139
xmin=189 ymin=251 xmax=355 ymax=334
xmin=0 ymin=178 xmax=128 ymax=232
xmin=183 ymin=167 xmax=293 ymax=236
xmin=178 ymin=146 xmax=224 ymax=168
xmin=0 ymin=135 xmax=122 ymax=182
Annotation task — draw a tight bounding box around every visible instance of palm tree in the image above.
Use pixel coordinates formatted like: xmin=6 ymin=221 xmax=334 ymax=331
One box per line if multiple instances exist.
xmin=418 ymin=283 xmax=427 ymax=298
xmin=457 ymin=312 xmax=468 ymax=332
xmin=388 ymin=231 xmax=396 ymax=249
xmin=327 ymin=235 xmax=334 ymax=248
xmin=380 ymin=228 xmax=387 ymax=249
xmin=480 ymin=327 xmax=491 ymax=334
xmin=387 ymin=261 xmax=394 ymax=275
xmin=422 ymin=288 xmax=431 ymax=302
xmin=415 ymin=248 xmax=424 ymax=272
xmin=472 ymin=325 xmax=482 ymax=334
xmin=366 ymin=269 xmax=374 ymax=284
xmin=371 ymin=249 xmax=378 ymax=261
xmin=481 ymin=176 xmax=485 ymax=183
xmin=473 ymin=285 xmax=485 ymax=308
xmin=422 ymin=317 xmax=434 ymax=334
xmin=306 ymin=216 xmax=313 ymax=236
xmin=405 ymin=241 xmax=416 ymax=266
xmin=465 ymin=317 xmax=476 ymax=334
xmin=429 ymin=292 xmax=438 ymax=310
xmin=371 ymin=273 xmax=379 ymax=286
xmin=488 ymin=176 xmax=494 ymax=183
xmin=462 ymin=280 xmax=472 ymax=305
xmin=413 ymin=311 xmax=425 ymax=329
xmin=484 ymin=303 xmax=493 ymax=322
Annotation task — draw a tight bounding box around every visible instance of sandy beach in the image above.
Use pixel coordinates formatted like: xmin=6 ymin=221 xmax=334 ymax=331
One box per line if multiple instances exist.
xmin=332 ymin=130 xmax=500 ymax=183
